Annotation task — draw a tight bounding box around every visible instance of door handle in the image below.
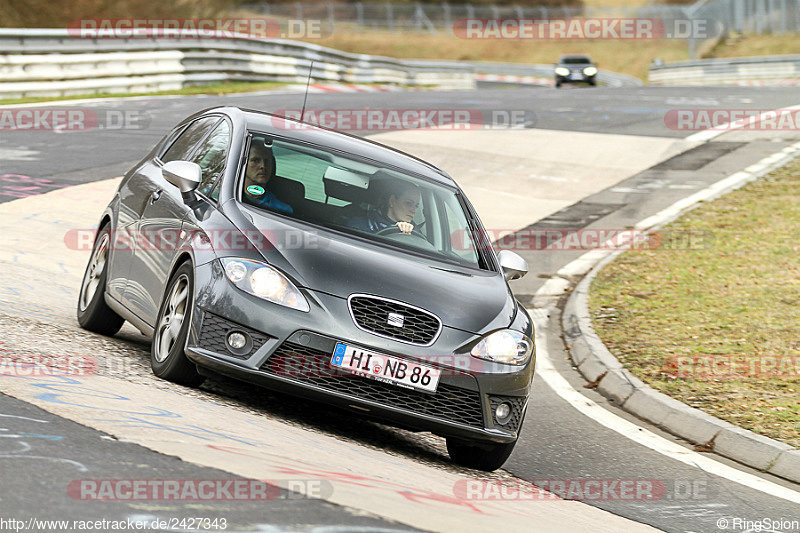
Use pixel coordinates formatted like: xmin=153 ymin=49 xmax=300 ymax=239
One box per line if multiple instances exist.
xmin=149 ymin=190 xmax=162 ymax=204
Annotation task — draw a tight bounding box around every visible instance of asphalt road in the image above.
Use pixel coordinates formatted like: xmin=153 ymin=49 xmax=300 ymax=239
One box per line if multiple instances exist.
xmin=1 ymin=84 xmax=800 ymax=532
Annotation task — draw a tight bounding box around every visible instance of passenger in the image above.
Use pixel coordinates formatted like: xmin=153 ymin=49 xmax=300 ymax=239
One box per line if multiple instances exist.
xmin=243 ymin=142 xmax=293 ymax=214
xmin=348 ymin=180 xmax=420 ymax=234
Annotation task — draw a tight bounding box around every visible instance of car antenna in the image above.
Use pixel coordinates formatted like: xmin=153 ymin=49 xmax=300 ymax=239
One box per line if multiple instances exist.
xmin=299 ymin=60 xmax=314 ymax=124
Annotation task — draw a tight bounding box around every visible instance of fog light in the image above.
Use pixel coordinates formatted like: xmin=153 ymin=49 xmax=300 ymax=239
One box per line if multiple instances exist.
xmin=227 ymin=332 xmax=247 ymax=350
xmin=495 ymin=403 xmax=512 ymax=424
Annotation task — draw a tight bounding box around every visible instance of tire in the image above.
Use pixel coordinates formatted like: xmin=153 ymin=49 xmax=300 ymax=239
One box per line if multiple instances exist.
xmin=555 ymin=80 xmax=561 ymax=88
xmin=446 ymin=437 xmax=518 ymax=471
xmin=77 ymin=224 xmax=124 ymax=336
xmin=151 ymin=261 xmax=205 ymax=387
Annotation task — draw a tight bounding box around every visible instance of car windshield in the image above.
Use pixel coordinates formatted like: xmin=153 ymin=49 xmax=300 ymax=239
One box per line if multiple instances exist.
xmin=561 ymin=57 xmax=591 ymax=64
xmin=239 ymin=133 xmax=487 ymax=269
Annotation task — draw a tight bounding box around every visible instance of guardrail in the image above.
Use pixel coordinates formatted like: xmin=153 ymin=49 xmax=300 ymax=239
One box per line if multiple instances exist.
xmin=649 ymin=54 xmax=800 ymax=86
xmin=0 ymin=29 xmax=475 ymax=98
xmin=0 ymin=28 xmax=640 ymax=98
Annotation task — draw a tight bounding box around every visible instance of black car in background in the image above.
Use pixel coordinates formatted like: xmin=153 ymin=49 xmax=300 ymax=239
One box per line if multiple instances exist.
xmin=554 ymin=55 xmax=598 ymax=87
xmin=77 ymin=106 xmax=535 ymax=471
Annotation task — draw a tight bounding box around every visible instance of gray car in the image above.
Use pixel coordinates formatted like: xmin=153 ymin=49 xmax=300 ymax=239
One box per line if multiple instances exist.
xmin=77 ymin=106 xmax=535 ymax=471
xmin=555 ymin=54 xmax=598 ymax=87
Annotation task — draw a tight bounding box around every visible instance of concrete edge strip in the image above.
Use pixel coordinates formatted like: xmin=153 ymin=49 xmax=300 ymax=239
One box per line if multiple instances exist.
xmin=557 ymin=140 xmax=800 ymax=484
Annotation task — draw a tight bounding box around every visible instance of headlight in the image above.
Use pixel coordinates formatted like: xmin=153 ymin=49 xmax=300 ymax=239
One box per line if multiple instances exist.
xmin=555 ymin=67 xmax=570 ymax=76
xmin=221 ymin=258 xmax=309 ymax=312
xmin=583 ymin=66 xmax=598 ymax=76
xmin=471 ymin=329 xmax=533 ymax=366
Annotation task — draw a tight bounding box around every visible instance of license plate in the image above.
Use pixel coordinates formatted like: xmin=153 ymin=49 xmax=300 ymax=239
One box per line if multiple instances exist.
xmin=570 ymin=73 xmax=582 ymax=79
xmin=331 ymin=342 xmax=440 ymax=393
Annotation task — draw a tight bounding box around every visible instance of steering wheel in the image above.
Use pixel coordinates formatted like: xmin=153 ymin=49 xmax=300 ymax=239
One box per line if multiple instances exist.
xmin=376 ymin=224 xmax=428 ymax=241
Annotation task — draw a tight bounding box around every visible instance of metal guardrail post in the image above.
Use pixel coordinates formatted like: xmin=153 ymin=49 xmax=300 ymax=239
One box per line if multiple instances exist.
xmin=356 ymin=2 xmax=364 ymax=27
xmin=386 ymin=2 xmax=394 ymax=31
xmin=327 ymin=2 xmax=336 ymax=33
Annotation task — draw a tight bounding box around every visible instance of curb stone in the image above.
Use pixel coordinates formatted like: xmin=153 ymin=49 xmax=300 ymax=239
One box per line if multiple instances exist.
xmin=555 ymin=145 xmax=800 ymax=484
xmin=562 ymin=248 xmax=800 ymax=484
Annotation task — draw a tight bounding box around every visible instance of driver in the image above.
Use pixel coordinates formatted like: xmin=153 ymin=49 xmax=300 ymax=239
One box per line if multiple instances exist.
xmin=243 ymin=141 xmax=293 ymax=214
xmin=348 ymin=181 xmax=420 ymax=234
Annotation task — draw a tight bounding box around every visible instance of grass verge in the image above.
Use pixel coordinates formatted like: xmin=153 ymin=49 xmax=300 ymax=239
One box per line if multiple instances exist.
xmin=589 ymin=159 xmax=800 ymax=448
xmin=0 ymin=81 xmax=289 ymax=106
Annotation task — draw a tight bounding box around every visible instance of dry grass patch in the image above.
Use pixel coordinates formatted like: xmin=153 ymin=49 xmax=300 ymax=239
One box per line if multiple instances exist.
xmin=590 ymin=160 xmax=800 ymax=448
xmin=304 ymin=30 xmax=690 ymax=81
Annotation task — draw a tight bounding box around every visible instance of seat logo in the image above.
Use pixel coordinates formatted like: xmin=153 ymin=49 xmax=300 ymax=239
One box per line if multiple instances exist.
xmin=387 ymin=312 xmax=405 ymax=328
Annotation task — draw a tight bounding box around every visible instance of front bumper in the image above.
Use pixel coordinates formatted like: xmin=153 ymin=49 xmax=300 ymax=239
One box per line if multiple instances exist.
xmin=185 ymin=261 xmax=533 ymax=443
xmin=555 ymin=72 xmax=596 ymax=84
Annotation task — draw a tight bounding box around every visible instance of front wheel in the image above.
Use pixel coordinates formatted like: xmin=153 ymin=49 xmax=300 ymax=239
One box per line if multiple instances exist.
xmin=151 ymin=261 xmax=204 ymax=387
xmin=446 ymin=437 xmax=518 ymax=471
xmin=77 ymin=224 xmax=124 ymax=335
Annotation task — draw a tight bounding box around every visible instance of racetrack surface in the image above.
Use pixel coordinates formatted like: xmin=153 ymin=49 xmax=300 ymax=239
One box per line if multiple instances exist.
xmin=1 ymin=85 xmax=799 ymax=532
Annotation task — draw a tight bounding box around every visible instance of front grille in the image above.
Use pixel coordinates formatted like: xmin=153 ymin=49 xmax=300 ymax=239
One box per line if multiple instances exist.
xmin=261 ymin=341 xmax=485 ymax=428
xmin=197 ymin=311 xmax=269 ymax=360
xmin=489 ymin=394 xmax=527 ymax=433
xmin=348 ymin=295 xmax=441 ymax=345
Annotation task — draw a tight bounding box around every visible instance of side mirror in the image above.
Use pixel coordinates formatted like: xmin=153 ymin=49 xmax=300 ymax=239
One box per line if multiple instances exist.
xmin=498 ymin=250 xmax=528 ymax=281
xmin=162 ymin=160 xmax=201 ymax=194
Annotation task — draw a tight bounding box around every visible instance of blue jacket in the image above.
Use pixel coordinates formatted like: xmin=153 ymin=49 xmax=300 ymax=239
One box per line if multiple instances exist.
xmin=249 ymin=189 xmax=293 ymax=214
xmin=347 ymin=208 xmax=396 ymax=233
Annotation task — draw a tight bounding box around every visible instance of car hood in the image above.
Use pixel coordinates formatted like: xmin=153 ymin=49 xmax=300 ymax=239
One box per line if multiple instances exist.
xmin=231 ymin=207 xmax=516 ymax=335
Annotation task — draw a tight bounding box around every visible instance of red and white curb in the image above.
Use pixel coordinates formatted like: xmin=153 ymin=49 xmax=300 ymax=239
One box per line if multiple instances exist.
xmin=285 ymin=83 xmax=404 ymax=94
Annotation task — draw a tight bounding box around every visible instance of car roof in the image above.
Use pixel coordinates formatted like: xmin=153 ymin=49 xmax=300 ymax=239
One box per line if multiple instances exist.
xmin=199 ymin=106 xmax=457 ymax=187
xmin=559 ymin=55 xmax=592 ymax=61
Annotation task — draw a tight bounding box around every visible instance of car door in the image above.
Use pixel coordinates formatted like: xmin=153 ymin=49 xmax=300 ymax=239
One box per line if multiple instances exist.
xmin=106 ymin=124 xmax=191 ymax=303
xmin=123 ymin=115 xmax=222 ymax=326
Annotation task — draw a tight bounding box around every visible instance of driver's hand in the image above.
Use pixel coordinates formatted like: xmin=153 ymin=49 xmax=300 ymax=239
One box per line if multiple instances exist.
xmin=396 ymin=221 xmax=414 ymax=234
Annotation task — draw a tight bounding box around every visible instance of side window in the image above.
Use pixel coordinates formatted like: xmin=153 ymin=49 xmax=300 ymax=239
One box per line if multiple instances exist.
xmin=161 ymin=117 xmax=219 ymax=163
xmin=190 ymin=120 xmax=231 ymax=199
xmin=442 ymin=198 xmax=480 ymax=263
xmin=272 ymin=143 xmax=328 ymax=201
